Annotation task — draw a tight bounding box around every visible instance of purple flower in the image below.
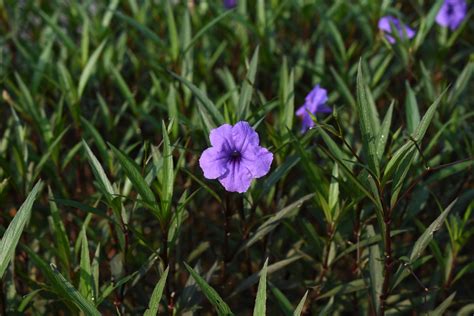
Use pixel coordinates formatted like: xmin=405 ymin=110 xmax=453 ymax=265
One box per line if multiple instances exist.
xmin=378 ymin=16 xmax=416 ymax=44
xmin=436 ymin=0 xmax=467 ymax=30
xmin=199 ymin=121 xmax=273 ymax=193
xmin=223 ymin=0 xmax=237 ymax=9
xmin=296 ymin=85 xmax=332 ymax=132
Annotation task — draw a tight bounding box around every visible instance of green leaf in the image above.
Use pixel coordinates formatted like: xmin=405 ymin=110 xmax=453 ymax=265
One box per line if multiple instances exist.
xmin=22 ymin=246 xmax=75 ymax=311
xmin=367 ymin=225 xmax=383 ymax=315
xmin=101 ymin=0 xmax=119 ymax=27
xmin=81 ymin=118 xmax=110 ymax=170
xmin=316 ymin=279 xmax=366 ymax=300
xmin=269 ymin=283 xmax=293 ymax=316
xmin=356 ymin=60 xmax=380 ymax=177
xmin=33 ymin=127 xmax=69 ymax=181
xmin=109 ymin=144 xmax=159 ymax=214
xmin=409 ymin=199 xmax=457 ymax=263
xmin=82 ymin=141 xmax=115 ymax=200
xmin=236 ymin=195 xmax=314 ymax=254
xmin=328 ymin=163 xmax=339 ymax=222
xmin=170 ymin=71 xmax=224 ymax=126
xmin=238 ymin=46 xmax=259 ymax=120
xmin=114 ymin=11 xmax=164 ymax=47
xmin=412 ymin=90 xmax=446 ymax=143
xmin=181 ymin=9 xmax=234 ymax=56
xmin=448 ymin=61 xmax=473 ymax=105
xmin=330 ymin=66 xmax=356 ymax=108
xmin=404 ymin=82 xmax=420 ymax=135
xmin=253 ymin=259 xmax=268 ymax=316
xmin=57 ymin=63 xmax=79 ymax=124
xmin=79 ymin=227 xmax=93 ymax=301
xmin=110 ymin=66 xmax=137 ymax=113
xmin=293 ymin=291 xmax=308 ymax=316
xmin=49 ymin=263 xmax=101 ymax=316
xmin=183 ymin=262 xmax=233 ymax=316
xmin=413 ymin=0 xmax=444 ymax=50
xmin=428 ymin=292 xmax=456 ymax=316
xmin=48 ymin=187 xmax=71 ymax=272
xmin=165 ymin=0 xmax=179 ymax=60
xmin=230 ymin=256 xmax=302 ymax=297
xmin=389 ymin=146 xmax=417 ymax=208
xmin=38 ymin=10 xmax=76 ymax=51
xmin=0 ymin=181 xmax=43 ymax=279
xmin=78 ymin=40 xmax=107 ymax=98
xmin=161 ymin=121 xmax=174 ymax=221
xmin=143 ymin=266 xmax=169 ymax=316
xmin=375 ymin=101 xmax=393 ymax=162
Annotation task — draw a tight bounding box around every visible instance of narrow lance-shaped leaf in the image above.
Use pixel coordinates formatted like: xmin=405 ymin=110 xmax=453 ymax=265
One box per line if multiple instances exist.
xmin=165 ymin=0 xmax=179 ymax=61
xmin=376 ymin=101 xmax=393 ymax=162
xmin=0 ymin=181 xmax=43 ymax=279
xmin=79 ymin=227 xmax=93 ymax=302
xmin=428 ymin=292 xmax=456 ymax=316
xmin=253 ymin=259 xmax=268 ymax=316
xmin=183 ymin=263 xmax=234 ymax=316
xmin=367 ymin=225 xmax=383 ymax=315
xmin=181 ymin=9 xmax=234 ymax=55
xmin=412 ymin=90 xmax=446 ymax=143
xmin=328 ymin=163 xmax=339 ymax=222
xmin=238 ymin=46 xmax=259 ymax=120
xmin=409 ymin=199 xmax=457 ymax=263
xmin=390 ymin=147 xmax=417 ymax=208
xmin=114 ymin=11 xmax=164 ymax=47
xmin=81 ymin=118 xmax=110 ymax=169
xmin=170 ymin=71 xmax=224 ymax=126
xmin=161 ymin=121 xmax=174 ymax=221
xmin=109 ymin=144 xmax=156 ymax=206
xmin=356 ymin=60 xmax=380 ymax=177
xmin=268 ymin=283 xmax=293 ymax=315
xmin=48 ymin=187 xmax=71 ymax=272
xmin=293 ymin=291 xmax=308 ymax=316
xmin=230 ymin=256 xmax=302 ymax=297
xmin=49 ymin=263 xmax=101 ymax=316
xmin=237 ymin=195 xmax=314 ymax=254
xmin=82 ymin=140 xmax=115 ymax=201
xmin=144 ymin=266 xmax=169 ymax=316
xmin=404 ymin=82 xmax=420 ymax=135
xmin=78 ymin=40 xmax=107 ymax=98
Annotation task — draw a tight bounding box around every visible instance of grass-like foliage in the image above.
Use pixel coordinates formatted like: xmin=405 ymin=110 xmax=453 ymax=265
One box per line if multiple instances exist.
xmin=0 ymin=0 xmax=473 ymax=314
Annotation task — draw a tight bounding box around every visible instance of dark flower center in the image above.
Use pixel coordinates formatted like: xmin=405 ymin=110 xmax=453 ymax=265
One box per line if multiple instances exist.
xmin=447 ymin=4 xmax=454 ymax=15
xmin=229 ymin=150 xmax=242 ymax=162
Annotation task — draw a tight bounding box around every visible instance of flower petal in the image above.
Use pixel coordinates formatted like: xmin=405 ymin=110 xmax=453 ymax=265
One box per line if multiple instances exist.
xmin=241 ymin=146 xmax=273 ymax=179
xmin=199 ymin=147 xmax=228 ymax=179
xmin=296 ymin=104 xmax=308 ymax=116
xmin=306 ymin=85 xmax=328 ymax=109
xmin=232 ymin=121 xmax=260 ymax=152
xmin=218 ymin=160 xmax=253 ymax=193
xmin=316 ymin=103 xmax=332 ymax=113
xmin=209 ymin=124 xmax=233 ymax=149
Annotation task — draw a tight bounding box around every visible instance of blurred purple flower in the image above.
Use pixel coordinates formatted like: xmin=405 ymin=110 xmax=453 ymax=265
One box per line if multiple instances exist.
xmin=378 ymin=16 xmax=416 ymax=44
xmin=436 ymin=0 xmax=467 ymax=30
xmin=199 ymin=121 xmax=273 ymax=193
xmin=224 ymin=0 xmax=237 ymax=9
xmin=296 ymin=85 xmax=331 ymax=132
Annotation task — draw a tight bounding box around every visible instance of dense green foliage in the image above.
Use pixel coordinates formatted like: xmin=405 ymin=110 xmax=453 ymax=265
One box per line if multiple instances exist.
xmin=0 ymin=0 xmax=473 ymax=314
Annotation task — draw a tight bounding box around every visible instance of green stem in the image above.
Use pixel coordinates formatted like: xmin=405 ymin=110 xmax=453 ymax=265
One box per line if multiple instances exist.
xmin=380 ymin=186 xmax=392 ymax=315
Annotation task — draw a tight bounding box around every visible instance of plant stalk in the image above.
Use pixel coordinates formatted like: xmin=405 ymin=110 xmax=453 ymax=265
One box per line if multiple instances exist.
xmin=380 ymin=186 xmax=392 ymax=315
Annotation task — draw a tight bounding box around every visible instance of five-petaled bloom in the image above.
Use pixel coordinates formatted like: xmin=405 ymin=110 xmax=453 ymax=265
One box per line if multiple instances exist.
xmin=378 ymin=16 xmax=416 ymax=44
xmin=199 ymin=121 xmax=273 ymax=193
xmin=436 ymin=0 xmax=467 ymax=30
xmin=223 ymin=0 xmax=237 ymax=9
xmin=296 ymin=85 xmax=332 ymax=132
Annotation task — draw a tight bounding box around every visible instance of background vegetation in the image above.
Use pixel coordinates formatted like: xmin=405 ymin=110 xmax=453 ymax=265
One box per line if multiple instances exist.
xmin=0 ymin=0 xmax=473 ymax=314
